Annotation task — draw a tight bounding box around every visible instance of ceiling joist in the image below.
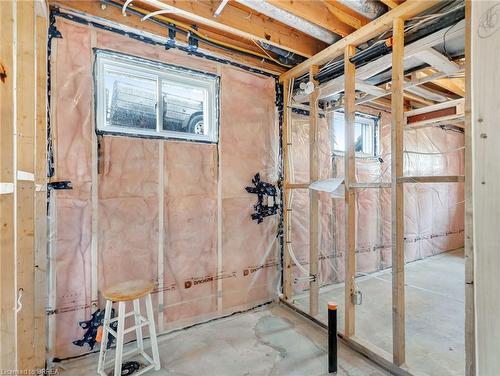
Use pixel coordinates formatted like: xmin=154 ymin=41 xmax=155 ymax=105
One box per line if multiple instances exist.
xmin=265 ymin=0 xmax=355 ymax=37
xmin=133 ymin=0 xmax=327 ymax=57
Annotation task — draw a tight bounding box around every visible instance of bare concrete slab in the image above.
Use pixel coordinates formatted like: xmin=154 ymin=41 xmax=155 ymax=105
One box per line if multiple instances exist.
xmin=294 ymin=249 xmax=465 ymax=376
xmin=58 ymin=303 xmax=390 ymax=376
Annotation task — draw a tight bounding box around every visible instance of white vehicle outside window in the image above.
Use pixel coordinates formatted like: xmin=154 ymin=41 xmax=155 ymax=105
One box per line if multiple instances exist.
xmin=95 ymin=51 xmax=219 ymax=143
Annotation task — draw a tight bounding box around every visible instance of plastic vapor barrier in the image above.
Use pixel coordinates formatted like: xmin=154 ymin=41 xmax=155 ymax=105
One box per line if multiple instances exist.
xmin=48 ymin=18 xmax=279 ymax=359
xmin=289 ymin=108 xmax=464 ymax=295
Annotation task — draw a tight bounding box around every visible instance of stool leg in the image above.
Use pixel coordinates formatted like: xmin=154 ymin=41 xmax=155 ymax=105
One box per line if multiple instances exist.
xmin=145 ymin=293 xmax=161 ymax=370
xmin=133 ymin=299 xmax=144 ymax=353
xmin=114 ymin=301 xmax=126 ymax=376
xmin=97 ymin=300 xmax=112 ymax=376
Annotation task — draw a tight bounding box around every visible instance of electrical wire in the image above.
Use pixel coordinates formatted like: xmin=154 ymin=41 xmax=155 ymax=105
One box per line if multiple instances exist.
xmin=116 ymin=0 xmax=292 ymax=68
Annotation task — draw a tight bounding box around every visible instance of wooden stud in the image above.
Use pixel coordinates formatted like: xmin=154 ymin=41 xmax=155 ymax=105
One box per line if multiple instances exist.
xmin=464 ymin=1 xmax=475 ymax=375
xmin=33 ymin=8 xmax=48 ymax=369
xmin=391 ymin=17 xmax=405 ymax=367
xmin=0 ymin=1 xmax=16 ymax=371
xmin=16 ymin=1 xmax=37 ymax=371
xmin=309 ymin=66 xmax=320 ymax=317
xmin=282 ymin=79 xmax=293 ymax=302
xmin=344 ymin=44 xmax=356 ymax=337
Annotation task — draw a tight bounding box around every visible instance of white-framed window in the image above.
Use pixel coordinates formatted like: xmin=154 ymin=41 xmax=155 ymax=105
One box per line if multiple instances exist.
xmin=329 ymin=111 xmax=378 ymax=156
xmin=94 ymin=50 xmax=219 ymax=143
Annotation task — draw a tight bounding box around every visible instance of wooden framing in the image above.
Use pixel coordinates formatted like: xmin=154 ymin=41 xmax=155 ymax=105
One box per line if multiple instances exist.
xmin=279 ymin=0 xmax=440 ymax=82
xmin=278 ymin=1 xmax=471 ymax=375
xmin=464 ymin=2 xmax=474 ymax=375
xmin=266 ymin=0 xmax=355 ymax=37
xmin=282 ymin=79 xmax=293 ymax=302
xmin=0 ymin=0 xmax=48 ymax=372
xmin=133 ymin=0 xmax=326 ymax=57
xmin=309 ymin=66 xmax=320 ymax=316
xmin=391 ymin=17 xmax=405 ymax=367
xmin=344 ymin=44 xmax=356 ymax=337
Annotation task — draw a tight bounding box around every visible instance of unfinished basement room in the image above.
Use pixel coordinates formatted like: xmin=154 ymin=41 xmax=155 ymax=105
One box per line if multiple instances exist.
xmin=1 ymin=0 xmax=499 ymax=375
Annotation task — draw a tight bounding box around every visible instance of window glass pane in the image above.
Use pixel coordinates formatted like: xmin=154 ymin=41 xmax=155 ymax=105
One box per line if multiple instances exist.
xmin=105 ymin=70 xmax=157 ymax=130
xmin=161 ymin=81 xmax=206 ymax=135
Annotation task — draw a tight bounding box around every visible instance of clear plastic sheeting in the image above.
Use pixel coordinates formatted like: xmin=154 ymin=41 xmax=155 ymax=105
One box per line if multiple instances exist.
xmin=48 ymin=18 xmax=279 ymax=359
xmin=288 ymin=108 xmax=464 ymax=290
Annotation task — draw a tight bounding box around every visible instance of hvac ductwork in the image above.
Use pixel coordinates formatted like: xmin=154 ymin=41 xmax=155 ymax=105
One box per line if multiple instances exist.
xmin=234 ymin=0 xmax=341 ymax=45
xmin=335 ymin=0 xmax=387 ymax=20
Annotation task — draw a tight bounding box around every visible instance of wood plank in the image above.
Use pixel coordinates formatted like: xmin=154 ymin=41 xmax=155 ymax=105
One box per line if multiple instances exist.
xmin=322 ymin=1 xmax=369 ymax=30
xmin=135 ymin=0 xmax=326 ymax=57
xmin=344 ymin=45 xmax=356 ymax=337
xmin=470 ymin=1 xmax=500 ymax=373
xmin=391 ymin=17 xmax=405 ymax=367
xmin=398 ymin=175 xmax=465 ymax=183
xmin=16 ymin=1 xmax=37 ymax=371
xmin=51 ymin=1 xmax=286 ymax=74
xmin=380 ymin=0 xmax=400 ymax=9
xmin=350 ymin=182 xmax=391 ymax=188
xmin=0 ymin=3 xmax=16 ymax=370
xmin=279 ymin=0 xmax=440 ymax=81
xmin=282 ymin=79 xmax=293 ymax=302
xmin=309 ymin=65 xmax=320 ymax=317
xmin=33 ymin=9 xmax=48 ymax=369
xmin=464 ymin=2 xmax=475 ymax=375
xmin=267 ymin=0 xmax=355 ymax=36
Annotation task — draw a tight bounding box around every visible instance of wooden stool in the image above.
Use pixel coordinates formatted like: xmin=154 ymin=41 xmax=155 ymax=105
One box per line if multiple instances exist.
xmin=97 ymin=279 xmax=161 ymax=376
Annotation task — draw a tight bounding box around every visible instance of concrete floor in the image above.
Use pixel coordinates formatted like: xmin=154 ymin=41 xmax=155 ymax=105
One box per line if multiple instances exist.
xmin=294 ymin=249 xmax=465 ymax=376
xmin=58 ymin=303 xmax=390 ymax=376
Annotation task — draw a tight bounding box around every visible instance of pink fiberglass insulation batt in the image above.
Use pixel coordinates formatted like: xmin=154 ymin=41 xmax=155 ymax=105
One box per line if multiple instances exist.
xmin=49 ymin=19 xmax=278 ymax=359
xmin=289 ymin=109 xmax=464 ymax=295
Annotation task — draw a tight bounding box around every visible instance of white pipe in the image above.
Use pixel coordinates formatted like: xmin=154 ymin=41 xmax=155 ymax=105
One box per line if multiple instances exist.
xmin=234 ymin=0 xmax=340 ymax=44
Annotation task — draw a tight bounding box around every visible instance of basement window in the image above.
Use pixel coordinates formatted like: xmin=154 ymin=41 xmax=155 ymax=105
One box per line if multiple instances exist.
xmin=330 ymin=111 xmax=378 ymax=156
xmin=95 ymin=51 xmax=219 ymax=142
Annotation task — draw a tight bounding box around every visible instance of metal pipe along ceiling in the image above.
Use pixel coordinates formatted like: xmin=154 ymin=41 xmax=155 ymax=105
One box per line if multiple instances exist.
xmin=233 ymin=0 xmax=341 ymax=45
xmin=335 ymin=0 xmax=387 ymax=20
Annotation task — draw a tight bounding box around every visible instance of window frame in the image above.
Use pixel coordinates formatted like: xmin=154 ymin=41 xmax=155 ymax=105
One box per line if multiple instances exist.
xmin=331 ymin=110 xmax=379 ymax=157
xmin=94 ymin=50 xmax=219 ymax=143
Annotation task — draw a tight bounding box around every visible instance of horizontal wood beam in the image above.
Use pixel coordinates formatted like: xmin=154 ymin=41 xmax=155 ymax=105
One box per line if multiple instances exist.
xmin=350 ymin=182 xmax=391 ymax=188
xmin=267 ymin=0 xmax=354 ymax=36
xmin=398 ymin=175 xmax=465 ymax=183
xmin=279 ymin=0 xmax=440 ymax=81
xmin=136 ymin=0 xmax=327 ymax=57
xmin=323 ymin=0 xmax=370 ymax=30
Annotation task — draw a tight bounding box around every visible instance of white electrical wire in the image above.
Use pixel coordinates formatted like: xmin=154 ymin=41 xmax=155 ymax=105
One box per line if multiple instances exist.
xmin=14 ymin=288 xmax=23 ymax=314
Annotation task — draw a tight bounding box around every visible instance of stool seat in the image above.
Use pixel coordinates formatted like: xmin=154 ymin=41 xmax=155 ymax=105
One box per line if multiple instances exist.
xmin=102 ymin=279 xmax=155 ymax=301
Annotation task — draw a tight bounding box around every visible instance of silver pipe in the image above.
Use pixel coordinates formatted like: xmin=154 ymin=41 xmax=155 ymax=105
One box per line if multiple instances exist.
xmin=234 ymin=0 xmax=341 ymax=45
xmin=335 ymin=0 xmax=387 ymax=20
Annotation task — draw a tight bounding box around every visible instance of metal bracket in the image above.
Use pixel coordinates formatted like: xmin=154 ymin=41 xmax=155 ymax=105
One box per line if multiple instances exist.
xmin=47 ymin=181 xmax=73 ymax=190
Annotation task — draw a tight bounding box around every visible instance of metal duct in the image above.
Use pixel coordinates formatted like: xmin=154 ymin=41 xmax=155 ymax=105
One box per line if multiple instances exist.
xmin=335 ymin=0 xmax=387 ymax=20
xmin=234 ymin=0 xmax=341 ymax=45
